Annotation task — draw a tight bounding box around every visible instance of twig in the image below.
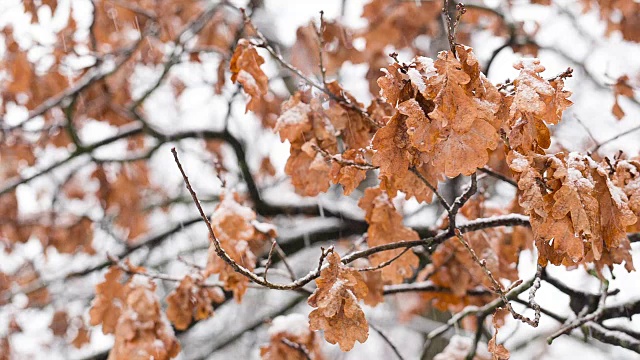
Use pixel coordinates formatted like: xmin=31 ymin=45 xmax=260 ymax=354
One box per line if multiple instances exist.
xmin=356 ymin=248 xmax=411 ymax=272
xmin=314 ymin=145 xmax=378 ymax=170
xmin=478 ymin=167 xmax=517 ymax=187
xmin=274 ymin=242 xmax=297 ymax=281
xmin=455 ymin=231 xmax=539 ymax=327
xmin=410 ymin=167 xmax=450 ymax=210
xmin=263 ymin=240 xmax=278 ymax=281
xmin=547 ymin=278 xmax=609 ymax=344
xmin=590 ymin=124 xmax=640 ymax=153
xmin=370 ymin=322 xmax=405 ymax=360
xmin=422 ymin=275 xmax=537 ymax=354
xmin=107 ymin=254 xmax=223 ymax=287
xmin=315 ymin=10 xmax=328 ymax=85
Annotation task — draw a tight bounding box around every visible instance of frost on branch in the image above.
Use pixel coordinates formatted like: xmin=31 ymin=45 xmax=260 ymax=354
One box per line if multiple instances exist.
xmin=206 ymin=191 xmax=276 ymax=302
xmin=508 ymin=151 xmax=636 ymax=271
xmin=166 ymin=274 xmax=225 ymax=330
xmin=358 ymin=187 xmax=419 ymax=284
xmin=308 ymin=251 xmax=369 ymax=351
xmin=260 ymin=313 xmax=324 ymax=360
xmin=230 ymin=39 xmax=269 ymax=113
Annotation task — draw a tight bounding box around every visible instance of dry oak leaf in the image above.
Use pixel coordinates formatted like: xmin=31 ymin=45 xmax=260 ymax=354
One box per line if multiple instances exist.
xmin=612 ymin=75 xmax=635 ymax=120
xmin=429 ymin=50 xmax=490 ymax=132
xmin=109 ymin=277 xmax=180 ymax=360
xmin=431 ymin=119 xmax=500 ymax=178
xmin=505 ymin=58 xmax=572 ymax=154
xmin=426 ymin=49 xmax=501 ymax=177
xmin=325 ymin=81 xmax=376 ymax=150
xmin=329 ymin=148 xmax=371 ymax=195
xmin=230 ymin=39 xmax=269 ymax=113
xmin=206 ymin=192 xmax=275 ymax=302
xmin=612 ymin=159 xmax=640 ymax=216
xmin=291 ymin=21 xmax=362 ymax=77
xmin=260 ymin=313 xmax=324 ymax=360
xmin=372 ymin=113 xmax=441 ymax=203
xmin=71 ymin=323 xmax=91 ymax=349
xmin=285 ymin=141 xmax=333 ymax=196
xmin=49 ymin=310 xmax=69 ymax=337
xmin=358 ymin=187 xmax=420 ymax=284
xmin=275 ymin=92 xmax=338 ymax=196
xmin=488 ymin=308 xmax=510 ymax=360
xmin=308 ymin=251 xmax=369 ymax=351
xmin=377 ymin=63 xmax=406 ymax=106
xmin=166 ymin=274 xmax=225 ymax=330
xmin=360 ymin=0 xmax=441 ymax=54
xmin=350 ymin=258 xmax=384 ymax=307
xmin=274 ymin=94 xmax=313 ymax=143
xmin=89 ymin=266 xmax=126 ymax=335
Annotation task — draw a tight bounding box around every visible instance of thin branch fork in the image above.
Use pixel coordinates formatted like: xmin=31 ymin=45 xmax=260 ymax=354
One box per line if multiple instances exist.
xmin=421 ymin=275 xmax=537 ymax=352
xmin=455 ymin=231 xmax=541 ymax=327
xmin=547 ymin=278 xmax=609 ymax=344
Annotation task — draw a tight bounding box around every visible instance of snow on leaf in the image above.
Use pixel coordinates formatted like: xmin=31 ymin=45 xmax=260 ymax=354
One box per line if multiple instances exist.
xmin=230 ymin=39 xmax=269 ymax=113
xmin=109 ymin=278 xmax=180 ymax=360
xmin=260 ymin=313 xmax=324 ymax=360
xmin=508 ymin=151 xmax=636 ymax=270
xmin=89 ymin=266 xmax=126 ymax=335
xmin=308 ymin=251 xmax=369 ymax=351
xmin=505 ymin=58 xmax=572 ymax=154
xmin=206 ymin=192 xmax=274 ymax=302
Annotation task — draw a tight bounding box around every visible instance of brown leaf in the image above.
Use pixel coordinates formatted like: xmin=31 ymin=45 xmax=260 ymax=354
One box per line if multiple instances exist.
xmin=50 ymin=310 xmax=69 ymax=337
xmin=509 ymin=151 xmax=637 ymax=270
xmin=612 ymin=75 xmax=635 ymax=120
xmin=71 ymin=323 xmax=91 ymax=349
xmin=206 ymin=192 xmax=274 ymax=302
xmin=166 ymin=274 xmax=225 ymax=330
xmin=308 ymin=251 xmax=369 ymax=351
xmin=358 ymin=187 xmax=420 ymax=283
xmin=505 ymin=59 xmax=572 ymax=154
xmin=329 ymin=148 xmax=370 ymax=195
xmin=109 ymin=278 xmax=180 ymax=360
xmin=230 ymin=39 xmax=269 ymax=113
xmin=89 ymin=266 xmax=126 ymax=334
xmin=488 ymin=308 xmax=510 ymax=360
